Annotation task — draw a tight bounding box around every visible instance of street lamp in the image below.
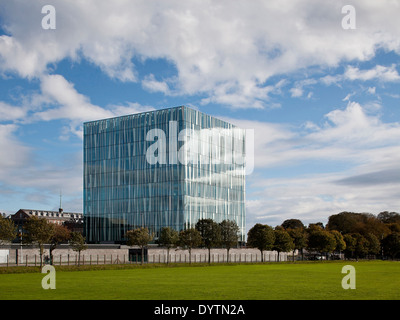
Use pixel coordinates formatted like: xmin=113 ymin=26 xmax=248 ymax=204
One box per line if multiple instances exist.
xmin=19 ymin=226 xmax=23 ymax=265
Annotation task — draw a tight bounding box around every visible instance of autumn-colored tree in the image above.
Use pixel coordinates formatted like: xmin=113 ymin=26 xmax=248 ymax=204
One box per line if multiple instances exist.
xmin=24 ymin=216 xmax=55 ymax=267
xmin=0 ymin=215 xmax=17 ymax=244
xmin=49 ymin=224 xmax=71 ymax=265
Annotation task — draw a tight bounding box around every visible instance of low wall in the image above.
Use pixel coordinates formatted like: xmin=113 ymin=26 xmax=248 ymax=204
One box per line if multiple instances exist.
xmin=0 ymin=244 xmax=290 ymax=266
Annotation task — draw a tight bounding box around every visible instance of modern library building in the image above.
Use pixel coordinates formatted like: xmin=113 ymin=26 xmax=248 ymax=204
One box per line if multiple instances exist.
xmin=83 ymin=106 xmax=246 ymax=243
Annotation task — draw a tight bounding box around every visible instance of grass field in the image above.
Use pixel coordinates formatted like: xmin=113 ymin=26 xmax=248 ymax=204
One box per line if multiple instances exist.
xmin=0 ymin=261 xmax=399 ymax=300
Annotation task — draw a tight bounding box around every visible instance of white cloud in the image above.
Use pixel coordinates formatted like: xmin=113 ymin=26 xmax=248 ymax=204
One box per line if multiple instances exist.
xmin=142 ymin=74 xmax=171 ymax=94
xmin=344 ymin=65 xmax=400 ymax=82
xmin=367 ymin=87 xmax=376 ymax=94
xmin=0 ymin=124 xmax=31 ymax=170
xmin=0 ymin=101 xmax=26 ymax=121
xmin=290 ymin=87 xmax=303 ymax=98
xmin=1 ymin=0 xmax=400 ymax=108
xmin=321 ymin=65 xmax=400 ymax=85
xmin=26 ymin=74 xmax=154 ymax=139
xmin=246 ymin=170 xmax=400 ymax=228
xmin=227 ymin=101 xmax=400 ymax=227
xmin=35 ymin=74 xmax=114 ymax=122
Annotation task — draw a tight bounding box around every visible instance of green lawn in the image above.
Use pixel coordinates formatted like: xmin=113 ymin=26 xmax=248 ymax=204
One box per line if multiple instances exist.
xmin=0 ymin=261 xmax=399 ymax=300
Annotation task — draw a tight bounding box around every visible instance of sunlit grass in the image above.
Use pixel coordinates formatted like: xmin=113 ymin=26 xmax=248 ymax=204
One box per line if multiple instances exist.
xmin=0 ymin=261 xmax=399 ymax=300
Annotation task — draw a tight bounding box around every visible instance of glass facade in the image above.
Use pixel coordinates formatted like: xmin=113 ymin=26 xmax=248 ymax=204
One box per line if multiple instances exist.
xmin=83 ymin=106 xmax=246 ymax=243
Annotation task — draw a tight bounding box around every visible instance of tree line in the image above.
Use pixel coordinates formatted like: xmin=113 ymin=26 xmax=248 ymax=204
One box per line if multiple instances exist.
xmin=124 ymin=211 xmax=400 ymax=263
xmin=247 ymin=211 xmax=400 ymax=262
xmin=1 ymin=210 xmax=400 ymax=266
xmin=0 ymin=215 xmax=86 ymax=266
xmin=126 ymin=219 xmax=239 ymax=264
xmin=127 ymin=211 xmax=400 ymax=263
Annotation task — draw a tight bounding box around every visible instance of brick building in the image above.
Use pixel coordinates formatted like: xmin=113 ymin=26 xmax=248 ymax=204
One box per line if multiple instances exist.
xmin=10 ymin=208 xmax=84 ymax=233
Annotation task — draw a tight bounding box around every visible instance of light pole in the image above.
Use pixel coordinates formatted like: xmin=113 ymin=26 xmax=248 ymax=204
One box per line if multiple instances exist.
xmin=19 ymin=226 xmax=23 ymax=265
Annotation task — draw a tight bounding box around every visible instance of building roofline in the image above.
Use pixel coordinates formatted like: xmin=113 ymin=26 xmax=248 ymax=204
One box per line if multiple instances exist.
xmin=82 ymin=105 xmax=238 ymax=128
xmin=17 ymin=209 xmax=83 ymax=215
xmin=83 ymin=105 xmax=185 ymax=125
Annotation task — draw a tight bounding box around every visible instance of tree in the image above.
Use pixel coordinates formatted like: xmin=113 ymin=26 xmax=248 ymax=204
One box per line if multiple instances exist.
xmin=353 ymin=233 xmax=369 ymax=259
xmin=330 ymin=230 xmax=346 ymax=256
xmin=327 ymin=212 xmax=361 ymax=234
xmin=0 ymin=215 xmax=17 ymax=244
xmin=24 ymin=216 xmax=55 ymax=267
xmin=126 ymin=227 xmax=153 ymax=265
xmin=287 ymin=227 xmax=308 ymax=261
xmin=195 ymin=219 xmax=221 ymax=263
xmin=307 ymin=229 xmax=336 ymax=259
xmin=273 ymin=228 xmax=294 ymax=262
xmin=219 ymin=220 xmax=239 ymax=262
xmin=343 ymin=234 xmax=356 ymax=259
xmin=178 ymin=228 xmax=202 ymax=264
xmin=387 ymin=223 xmax=400 ymax=233
xmin=69 ymin=232 xmax=87 ymax=266
xmin=157 ymin=227 xmax=179 ymax=264
xmin=362 ymin=215 xmax=390 ymax=239
xmin=281 ymin=219 xmax=304 ymax=230
xmin=247 ymin=224 xmax=275 ymax=262
xmin=365 ymin=233 xmax=380 ymax=256
xmin=327 ymin=211 xmax=390 ymax=238
xmin=377 ymin=211 xmax=400 ymax=224
xmin=382 ymin=233 xmax=400 ymax=259
xmin=49 ymin=224 xmax=71 ymax=265
xmin=343 ymin=233 xmax=368 ymax=260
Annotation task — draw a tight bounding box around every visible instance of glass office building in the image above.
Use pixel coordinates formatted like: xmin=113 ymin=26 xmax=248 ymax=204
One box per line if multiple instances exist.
xmin=83 ymin=106 xmax=246 ymax=243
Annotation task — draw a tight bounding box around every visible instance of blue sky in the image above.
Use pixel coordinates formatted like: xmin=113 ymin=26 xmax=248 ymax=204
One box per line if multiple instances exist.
xmin=0 ymin=0 xmax=399 ymax=231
